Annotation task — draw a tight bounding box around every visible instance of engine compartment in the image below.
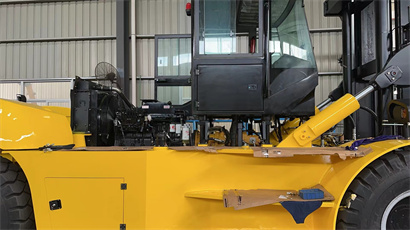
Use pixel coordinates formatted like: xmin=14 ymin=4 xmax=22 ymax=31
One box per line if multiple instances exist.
xmin=71 ymin=78 xmax=192 ymax=147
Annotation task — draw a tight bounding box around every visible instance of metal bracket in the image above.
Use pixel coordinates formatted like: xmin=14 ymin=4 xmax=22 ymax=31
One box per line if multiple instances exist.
xmin=120 ymin=224 xmax=126 ymax=230
xmin=372 ymin=65 xmax=403 ymax=89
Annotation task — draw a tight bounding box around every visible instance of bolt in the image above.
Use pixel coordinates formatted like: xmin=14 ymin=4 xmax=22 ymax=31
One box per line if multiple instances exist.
xmin=262 ymin=149 xmax=269 ymax=158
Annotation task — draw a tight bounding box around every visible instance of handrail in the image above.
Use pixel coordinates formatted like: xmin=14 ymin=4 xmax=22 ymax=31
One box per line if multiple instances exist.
xmin=0 ymin=78 xmax=74 ymax=83
xmin=0 ymin=78 xmax=74 ymax=107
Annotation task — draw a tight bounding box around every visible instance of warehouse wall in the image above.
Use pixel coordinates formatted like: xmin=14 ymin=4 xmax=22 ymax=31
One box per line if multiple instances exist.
xmin=0 ymin=0 xmax=116 ymax=105
xmin=0 ymin=0 xmax=343 ymax=106
xmin=305 ymin=0 xmax=344 ymax=103
xmin=0 ymin=0 xmax=116 ymax=79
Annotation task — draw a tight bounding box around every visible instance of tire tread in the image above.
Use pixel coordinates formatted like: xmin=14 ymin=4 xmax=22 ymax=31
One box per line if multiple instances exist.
xmin=336 ymin=150 xmax=410 ymax=230
xmin=0 ymin=157 xmax=36 ymax=230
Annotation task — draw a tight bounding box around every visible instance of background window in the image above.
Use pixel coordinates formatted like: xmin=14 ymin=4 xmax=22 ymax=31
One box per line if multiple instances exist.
xmin=155 ymin=35 xmax=192 ymax=105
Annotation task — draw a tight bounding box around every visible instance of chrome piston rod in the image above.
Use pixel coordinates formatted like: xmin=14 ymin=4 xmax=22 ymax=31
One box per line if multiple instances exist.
xmin=355 ymin=85 xmax=376 ymax=101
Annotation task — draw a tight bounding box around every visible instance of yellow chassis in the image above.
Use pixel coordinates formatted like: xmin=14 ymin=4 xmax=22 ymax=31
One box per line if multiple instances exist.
xmin=1 ymin=99 xmax=409 ymax=229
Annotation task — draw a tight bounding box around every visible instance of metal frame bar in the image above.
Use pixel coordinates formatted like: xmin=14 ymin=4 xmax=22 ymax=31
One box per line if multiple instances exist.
xmin=0 ymin=0 xmax=96 ymax=4
xmin=395 ymin=0 xmax=402 ymax=50
xmin=0 ymin=78 xmax=74 ymax=83
xmin=20 ymin=81 xmax=25 ymax=97
xmin=0 ymin=36 xmax=115 ymax=44
xmin=28 ymin=99 xmax=70 ymax=103
xmin=350 ymin=1 xmax=378 ymax=139
xmin=309 ymin=28 xmax=342 ymax=33
xmin=116 ymin=0 xmax=130 ymax=99
xmin=318 ymin=72 xmax=342 ymax=76
xmin=341 ymin=2 xmax=354 ymax=140
xmin=375 ymin=0 xmax=392 ymax=136
xmin=0 ymin=30 xmax=340 ymax=44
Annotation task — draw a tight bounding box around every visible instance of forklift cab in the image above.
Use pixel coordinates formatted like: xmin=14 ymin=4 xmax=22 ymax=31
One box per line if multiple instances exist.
xmin=191 ymin=0 xmax=318 ymax=118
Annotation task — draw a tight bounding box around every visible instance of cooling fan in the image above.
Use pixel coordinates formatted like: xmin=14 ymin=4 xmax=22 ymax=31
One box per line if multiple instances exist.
xmin=94 ymin=62 xmax=122 ymax=90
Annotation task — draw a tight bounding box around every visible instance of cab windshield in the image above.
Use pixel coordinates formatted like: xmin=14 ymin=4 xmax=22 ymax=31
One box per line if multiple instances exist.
xmin=270 ymin=0 xmax=316 ymax=69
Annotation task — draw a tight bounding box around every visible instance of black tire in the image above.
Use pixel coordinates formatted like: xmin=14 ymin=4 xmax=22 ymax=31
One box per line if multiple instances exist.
xmin=0 ymin=157 xmax=36 ymax=230
xmin=337 ymin=150 xmax=410 ymax=230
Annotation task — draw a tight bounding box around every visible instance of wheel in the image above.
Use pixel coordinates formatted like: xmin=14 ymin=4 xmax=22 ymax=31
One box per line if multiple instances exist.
xmin=0 ymin=157 xmax=36 ymax=229
xmin=337 ymin=150 xmax=410 ymax=230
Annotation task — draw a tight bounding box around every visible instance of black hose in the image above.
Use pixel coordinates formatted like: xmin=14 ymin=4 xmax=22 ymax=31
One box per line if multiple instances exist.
xmin=359 ymin=106 xmax=383 ymax=135
xmin=0 ymin=144 xmax=75 ymax=152
xmin=360 ymin=106 xmax=379 ymax=123
xmin=347 ymin=115 xmax=356 ymax=128
xmin=379 ymin=87 xmax=392 ymax=135
xmin=275 ymin=119 xmax=283 ymax=142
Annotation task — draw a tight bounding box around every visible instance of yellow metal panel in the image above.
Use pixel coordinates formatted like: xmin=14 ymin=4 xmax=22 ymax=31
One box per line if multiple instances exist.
xmin=5 ymin=139 xmax=410 ymax=229
xmin=72 ymin=134 xmax=88 ymax=148
xmin=41 ymin=106 xmax=70 ymax=118
xmin=45 ymin=177 xmax=124 ymax=229
xmin=9 ymin=149 xmax=331 ymax=229
xmin=143 ymin=148 xmax=336 ymax=229
xmin=0 ymin=99 xmax=73 ymax=149
xmin=7 ymin=150 xmax=147 ymax=230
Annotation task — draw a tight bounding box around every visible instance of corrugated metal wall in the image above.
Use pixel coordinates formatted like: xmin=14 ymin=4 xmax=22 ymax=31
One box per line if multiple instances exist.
xmin=1 ymin=0 xmax=343 ymax=106
xmin=305 ymin=0 xmax=343 ymax=104
xmin=0 ymin=0 xmax=116 ymax=80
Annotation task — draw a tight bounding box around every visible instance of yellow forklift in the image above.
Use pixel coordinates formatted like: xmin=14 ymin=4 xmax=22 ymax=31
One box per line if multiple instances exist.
xmin=1 ymin=0 xmax=409 ymax=229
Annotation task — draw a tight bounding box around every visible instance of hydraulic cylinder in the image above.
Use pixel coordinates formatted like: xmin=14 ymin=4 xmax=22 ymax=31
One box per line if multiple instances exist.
xmin=278 ymin=94 xmax=360 ymax=147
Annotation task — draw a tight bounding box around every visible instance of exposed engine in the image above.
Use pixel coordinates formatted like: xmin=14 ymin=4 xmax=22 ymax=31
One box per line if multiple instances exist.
xmin=70 ymin=78 xmax=192 ymax=147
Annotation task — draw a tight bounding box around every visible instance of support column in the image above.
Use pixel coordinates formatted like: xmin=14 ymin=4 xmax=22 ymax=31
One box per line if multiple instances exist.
xmin=116 ymin=0 xmax=130 ymax=99
xmin=375 ymin=0 xmax=391 ymax=135
xmin=342 ymin=5 xmax=354 ymax=140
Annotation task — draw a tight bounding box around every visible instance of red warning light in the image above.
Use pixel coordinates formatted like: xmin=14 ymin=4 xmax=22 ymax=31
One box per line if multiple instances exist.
xmin=186 ymin=2 xmax=192 ymax=16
